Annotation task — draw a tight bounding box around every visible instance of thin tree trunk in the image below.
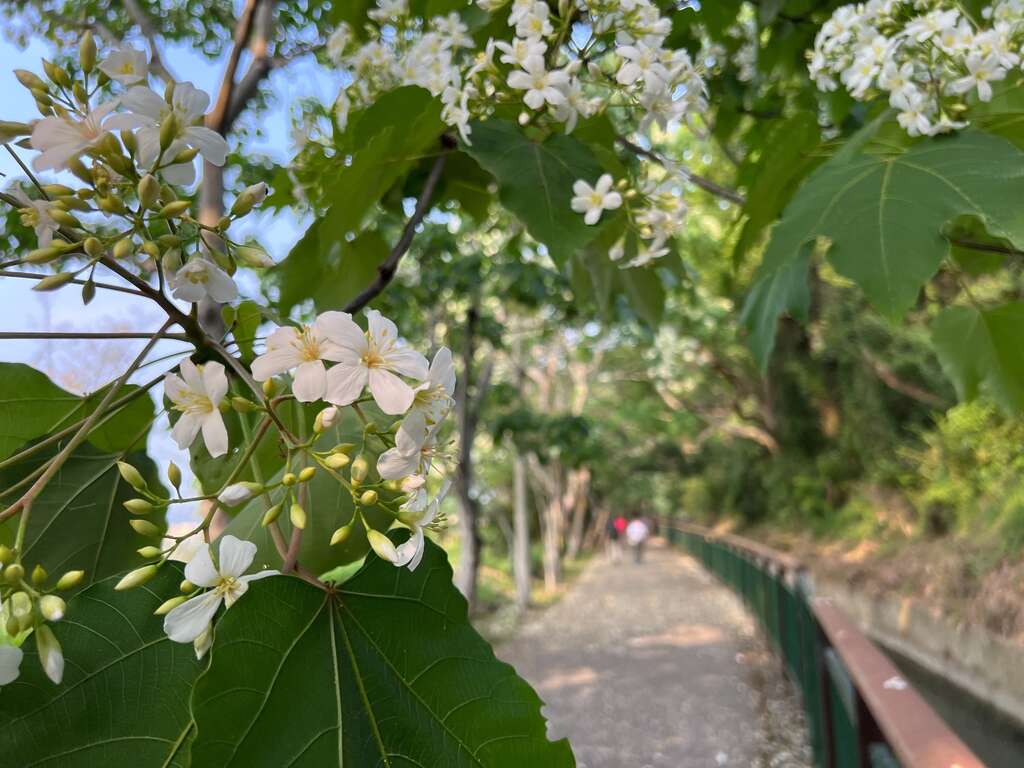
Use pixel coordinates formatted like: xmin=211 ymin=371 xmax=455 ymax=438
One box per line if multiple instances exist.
xmin=541 ymin=464 xmax=563 ymax=591
xmin=512 ymin=452 xmax=531 ymax=611
xmin=565 ymin=466 xmax=590 ymax=560
xmin=454 ymin=298 xmax=482 ymax=612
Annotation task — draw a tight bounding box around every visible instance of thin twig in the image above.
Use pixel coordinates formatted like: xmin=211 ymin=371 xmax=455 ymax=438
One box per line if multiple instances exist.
xmin=1 ymin=319 xmax=173 ymax=531
xmin=616 ymin=136 xmax=746 ymax=205
xmin=209 ymin=0 xmax=260 ymax=134
xmin=0 ymin=331 xmax=191 ymax=341
xmin=0 ymin=269 xmax=146 ymax=297
xmin=343 ymin=145 xmax=451 ymax=314
xmin=948 ymin=237 xmax=1024 ymax=258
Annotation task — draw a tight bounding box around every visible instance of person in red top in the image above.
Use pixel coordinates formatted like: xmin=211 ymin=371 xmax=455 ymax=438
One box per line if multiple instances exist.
xmin=606 ymin=514 xmax=628 ymax=563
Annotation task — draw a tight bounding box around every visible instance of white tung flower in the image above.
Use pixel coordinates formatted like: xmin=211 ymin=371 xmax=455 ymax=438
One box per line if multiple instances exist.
xmin=30 ymin=101 xmax=118 ymax=172
xmin=392 ymin=480 xmax=450 ymax=571
xmin=324 ymin=310 xmax=429 ymax=415
xmin=169 ymin=258 xmax=238 ymax=305
xmin=165 ymin=358 xmax=230 ymax=458
xmin=410 ymin=347 xmax=456 ymax=424
xmin=507 ymin=56 xmax=569 ymax=110
xmin=99 ymin=47 xmax=149 ymax=85
xmin=163 ymin=535 xmax=276 ymax=657
xmin=571 ymin=174 xmax=623 ymax=225
xmin=106 ymin=82 xmax=229 ymax=183
xmin=0 ymin=644 xmax=22 ymax=686
xmin=377 ymin=410 xmax=441 ymax=481
xmin=13 ymin=191 xmax=59 ymax=248
xmin=251 ymin=312 xmax=354 ymax=402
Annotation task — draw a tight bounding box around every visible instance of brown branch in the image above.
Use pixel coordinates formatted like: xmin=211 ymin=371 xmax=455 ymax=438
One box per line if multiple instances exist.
xmin=616 ymin=136 xmax=746 ymax=205
xmin=0 ymin=331 xmax=190 ymax=341
xmin=209 ymin=0 xmax=261 ymax=134
xmin=0 ymin=269 xmax=145 ymax=297
xmin=121 ymin=0 xmax=176 ymax=81
xmin=860 ymin=346 xmax=947 ymax=408
xmin=343 ymin=146 xmax=451 ymax=314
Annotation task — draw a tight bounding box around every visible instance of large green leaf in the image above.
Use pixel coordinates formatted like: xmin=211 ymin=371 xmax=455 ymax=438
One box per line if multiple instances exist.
xmin=189 ymin=537 xmax=575 ymax=767
xmin=0 ymin=566 xmax=202 ymax=767
xmin=277 ymin=229 xmax=388 ymax=315
xmin=0 ymin=446 xmax=166 ymax=588
xmin=465 ymin=119 xmax=606 ymax=261
xmin=932 ymin=302 xmax=1024 ymax=413
xmin=743 ymin=129 xmax=1024 ymax=368
xmin=0 ymin=362 xmax=154 ymax=460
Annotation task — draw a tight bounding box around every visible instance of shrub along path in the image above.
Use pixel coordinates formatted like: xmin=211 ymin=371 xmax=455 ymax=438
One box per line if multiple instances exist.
xmin=497 ymin=538 xmax=812 ymax=768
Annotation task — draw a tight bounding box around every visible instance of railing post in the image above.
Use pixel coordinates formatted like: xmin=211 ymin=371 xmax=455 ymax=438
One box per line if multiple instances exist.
xmin=816 ymin=623 xmax=837 ymax=768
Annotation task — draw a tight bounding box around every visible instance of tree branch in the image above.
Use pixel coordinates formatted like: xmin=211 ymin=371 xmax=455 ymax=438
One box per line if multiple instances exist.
xmin=208 ymin=0 xmax=261 ymax=134
xmin=343 ymin=145 xmax=451 ymax=314
xmin=948 ymin=237 xmax=1024 ymax=258
xmin=121 ymin=0 xmax=177 ymax=81
xmin=0 ymin=269 xmax=146 ymax=297
xmin=860 ymin=346 xmax=948 ymax=408
xmin=0 ymin=331 xmax=190 ymax=341
xmin=616 ymin=136 xmax=746 ymax=205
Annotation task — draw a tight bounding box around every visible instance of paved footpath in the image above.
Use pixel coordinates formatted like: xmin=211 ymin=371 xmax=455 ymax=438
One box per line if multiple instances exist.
xmin=498 ymin=539 xmax=811 ymax=768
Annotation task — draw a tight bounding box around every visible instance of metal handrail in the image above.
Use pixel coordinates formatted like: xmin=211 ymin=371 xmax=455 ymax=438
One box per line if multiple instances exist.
xmin=658 ymin=518 xmax=986 ymax=768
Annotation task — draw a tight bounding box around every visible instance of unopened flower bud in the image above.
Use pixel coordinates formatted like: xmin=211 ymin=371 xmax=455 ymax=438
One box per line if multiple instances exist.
xmin=171 ymin=146 xmax=200 ymax=164
xmin=314 ymin=406 xmax=339 ymax=433
xmin=0 ymin=120 xmax=31 ymax=142
xmin=179 ymin=579 xmax=195 ymax=593
xmin=39 ymin=595 xmax=66 ymax=622
xmin=161 ymin=248 xmax=183 ymax=274
xmin=154 ymin=595 xmax=188 ymax=615
xmin=137 ymin=546 xmax=162 ymax=559
xmin=359 ymin=490 xmax=378 ymax=506
xmin=4 ymin=564 xmax=25 ymax=584
xmin=72 ymin=82 xmax=88 ymax=105
xmin=32 ymin=272 xmax=75 ymax=292
xmin=159 ymin=200 xmax=191 ymax=218
xmin=289 ymin=502 xmax=307 ymax=530
xmin=83 ymin=237 xmax=103 ymax=257
xmin=282 ymin=472 xmax=297 ymax=487
xmin=5 ymin=615 xmax=20 ymax=637
xmin=115 ymin=563 xmax=159 ymax=591
xmin=234 ymin=244 xmax=274 ymax=268
xmin=112 ymin=239 xmax=134 ymax=260
xmin=26 ymin=246 xmax=61 ymax=264
xmin=11 ymin=591 xmax=31 ymax=617
xmin=325 ymin=453 xmax=350 ymax=469
xmin=55 ymin=570 xmax=84 ymax=591
xmin=262 ymin=378 xmax=279 ymax=398
xmin=0 ymin=545 xmax=14 ymax=565
xmin=120 ymin=129 xmax=137 ymax=155
xmin=35 ymin=624 xmax=64 ymax=684
xmin=298 ymin=467 xmax=316 ymax=483
xmin=117 ymin=461 xmax=147 ymax=490
xmin=141 ymin=240 xmax=160 ymax=259
xmin=167 ymin=461 xmax=182 ymax=490
xmin=129 ymin=519 xmax=161 ymax=538
xmin=15 ymin=69 xmax=46 ymax=91
xmin=42 ymin=59 xmax=71 ymax=88
xmin=231 ymin=396 xmax=258 ymax=413
xmin=137 ymin=174 xmax=160 ymax=209
xmin=48 ymin=208 xmax=81 ymax=228
xmin=350 ymin=454 xmax=369 ymax=484
xmin=218 ymin=481 xmax=262 ymax=506
xmin=31 ymin=564 xmax=48 ymax=586
xmin=159 ymin=112 xmax=178 ymax=151
xmin=230 ymin=182 xmax=269 ymax=217
xmin=79 ymin=31 xmax=97 ymax=72
xmin=367 ymin=529 xmax=399 ymax=564
xmin=261 ymin=503 xmax=283 ymax=527
xmin=330 ymin=523 xmax=353 ymax=546
xmin=123 ymin=498 xmax=154 ymax=515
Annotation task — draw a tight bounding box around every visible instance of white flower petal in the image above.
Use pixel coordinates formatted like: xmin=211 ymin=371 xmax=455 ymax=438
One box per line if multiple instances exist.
xmin=170 ymin=412 xmax=201 ymax=451
xmin=315 ymin=311 xmax=365 ymax=353
xmin=184 ymin=126 xmax=229 ymax=166
xmin=202 ymin=362 xmax=228 ymax=405
xmin=201 ymin=411 xmax=229 ymax=458
xmin=325 ymin=363 xmax=368 ymax=406
xmin=163 ymin=591 xmax=222 ymax=643
xmin=386 ymin=347 xmax=429 ymax=380
xmin=292 ymin=360 xmax=327 ymax=402
xmin=184 ymin=544 xmax=220 ymax=587
xmin=368 ymin=368 xmax=415 ymax=415
xmin=217 ymin=535 xmax=258 ymax=579
xmin=0 ymin=645 xmax=23 ymax=686
xmin=377 ymin=446 xmax=419 ymax=481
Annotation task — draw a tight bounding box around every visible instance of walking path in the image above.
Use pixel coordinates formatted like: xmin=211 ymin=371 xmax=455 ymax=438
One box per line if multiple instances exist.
xmin=498 ymin=539 xmax=812 ymax=768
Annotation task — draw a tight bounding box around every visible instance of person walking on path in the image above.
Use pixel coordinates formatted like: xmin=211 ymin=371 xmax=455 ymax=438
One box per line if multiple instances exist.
xmin=605 ymin=515 xmax=622 ymax=563
xmin=625 ymin=514 xmax=650 ymax=564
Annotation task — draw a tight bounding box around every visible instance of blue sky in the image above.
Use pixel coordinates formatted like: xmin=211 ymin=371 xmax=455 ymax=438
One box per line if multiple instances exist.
xmin=0 ymin=31 xmax=337 ymax=521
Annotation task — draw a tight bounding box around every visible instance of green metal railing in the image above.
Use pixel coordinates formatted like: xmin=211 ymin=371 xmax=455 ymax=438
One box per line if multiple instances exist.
xmin=661 ymin=520 xmax=986 ymax=768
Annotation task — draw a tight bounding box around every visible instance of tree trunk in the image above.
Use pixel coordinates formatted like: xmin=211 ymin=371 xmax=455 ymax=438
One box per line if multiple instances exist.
xmin=565 ymin=467 xmax=590 ymax=560
xmin=512 ymin=452 xmax=531 ymax=611
xmin=454 ymin=299 xmax=482 ymax=612
xmin=541 ymin=464 xmax=563 ymax=591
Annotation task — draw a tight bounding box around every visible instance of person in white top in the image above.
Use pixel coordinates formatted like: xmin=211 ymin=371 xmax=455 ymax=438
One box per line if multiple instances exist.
xmin=625 ymin=515 xmax=650 ymax=564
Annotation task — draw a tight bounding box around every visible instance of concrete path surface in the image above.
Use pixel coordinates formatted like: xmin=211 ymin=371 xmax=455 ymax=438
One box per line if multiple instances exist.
xmin=498 ymin=539 xmax=812 ymax=768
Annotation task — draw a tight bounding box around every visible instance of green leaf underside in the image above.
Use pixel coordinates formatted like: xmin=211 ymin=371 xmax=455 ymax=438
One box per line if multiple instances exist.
xmin=465 ymin=120 xmax=606 ymax=261
xmin=0 ymin=362 xmax=154 ymax=460
xmin=742 ymin=129 xmax=1024 ymax=368
xmin=0 ymin=566 xmax=202 ymax=768
xmin=0 ymin=446 xmax=166 ymax=588
xmin=932 ymin=302 xmax=1024 ymax=413
xmin=190 ymin=537 xmax=575 ymax=767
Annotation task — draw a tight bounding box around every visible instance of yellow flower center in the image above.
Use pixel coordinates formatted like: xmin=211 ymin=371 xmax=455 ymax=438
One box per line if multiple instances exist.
xmin=298 ymin=326 xmax=321 ymax=361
